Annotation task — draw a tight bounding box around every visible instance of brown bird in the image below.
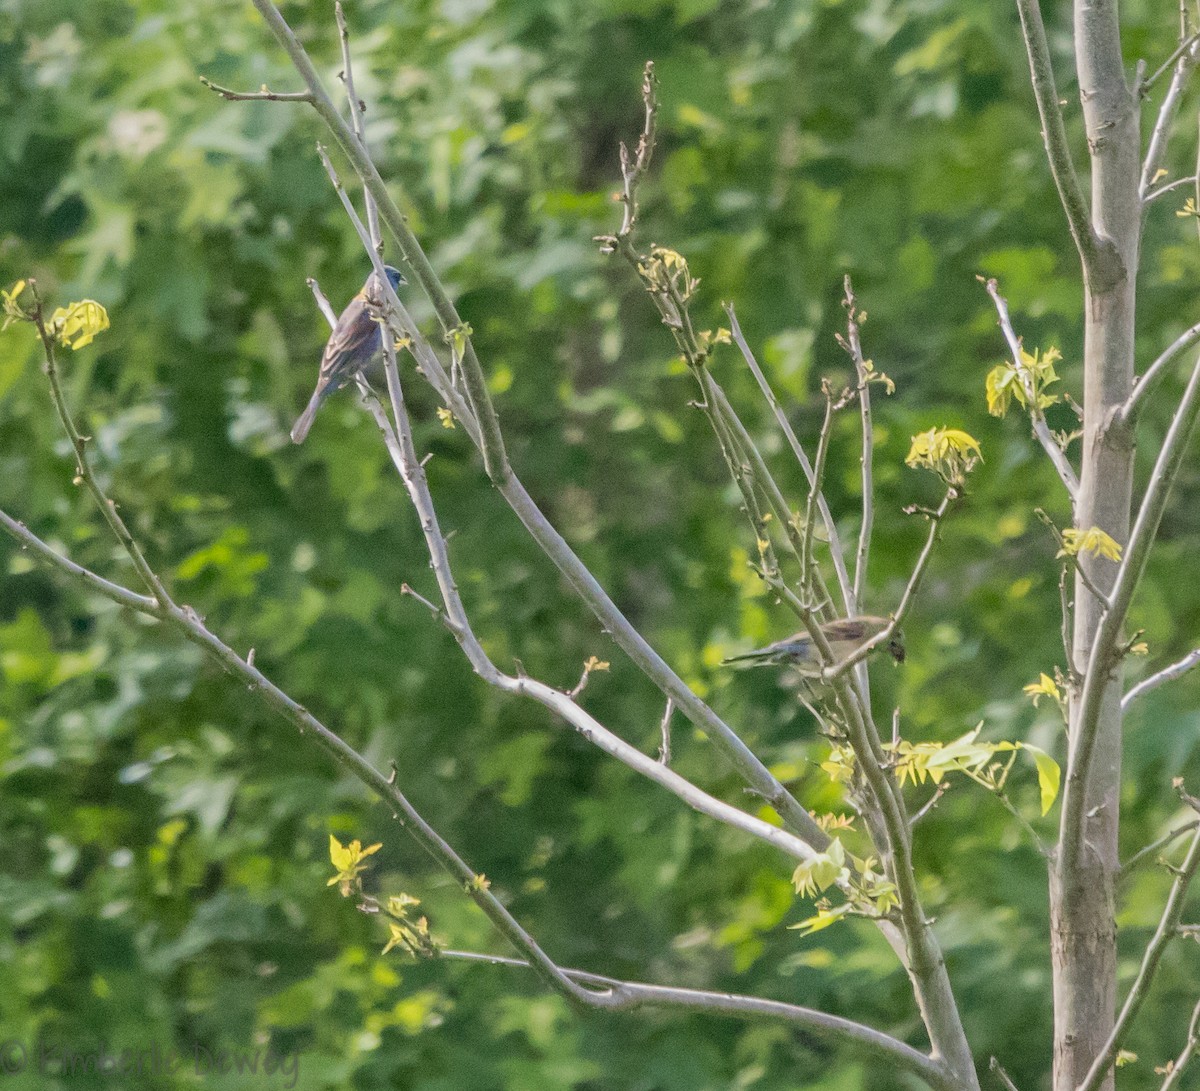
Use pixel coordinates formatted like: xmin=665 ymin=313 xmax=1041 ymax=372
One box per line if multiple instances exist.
xmin=722 ymin=616 xmax=904 ymax=676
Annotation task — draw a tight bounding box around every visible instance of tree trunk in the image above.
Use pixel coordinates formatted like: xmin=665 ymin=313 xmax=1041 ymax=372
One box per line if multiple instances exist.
xmin=1053 ymin=4 xmax=1139 ymax=1089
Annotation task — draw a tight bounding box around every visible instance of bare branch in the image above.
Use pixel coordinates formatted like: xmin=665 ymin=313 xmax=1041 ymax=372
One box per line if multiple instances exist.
xmin=658 ymin=698 xmax=674 ymax=764
xmin=1140 ymin=35 xmax=1200 ymax=201
xmin=1063 ymin=353 xmax=1200 ymax=876
xmin=1122 ymin=319 xmax=1200 ymax=428
xmin=826 ymin=490 xmax=956 ymax=680
xmin=983 ymin=278 xmax=1080 ymax=502
xmin=1120 ymin=819 xmax=1200 ymax=878
xmin=989 ymin=1056 xmax=1022 ymax=1091
xmin=243 ymin=0 xmax=510 ymax=480
xmin=843 ymin=276 xmax=874 ymax=613
xmin=0 ymin=518 xmax=637 ymax=1010
xmin=1013 ymin=0 xmax=1120 ymax=285
xmin=1058 ymin=567 xmax=1079 ymax=678
xmin=305 ymin=276 xmax=338 ymax=328
xmin=364 ymin=336 xmax=826 ymax=866
xmin=724 ymin=304 xmax=853 ymax=612
xmin=616 ymin=61 xmax=658 ymax=240
xmin=1142 ymin=31 xmax=1200 ymax=95
xmin=910 ymin=782 xmax=950 ymax=827
xmin=801 ymin=385 xmax=837 ymax=602
xmin=1123 ymin=648 xmax=1200 ymax=710
xmin=334 ymin=2 xmax=382 ymax=253
xmin=0 ymin=509 xmax=158 ymax=614
xmin=198 ymin=75 xmax=313 ymax=102
xmin=1077 ymin=823 xmax=1200 ymax=1091
xmin=437 ymin=950 xmax=958 ymax=1091
xmin=27 ymin=286 xmax=174 ymax=607
xmin=1159 ymin=997 xmax=1200 ymax=1091
xmin=1144 ymin=174 xmax=1197 ymax=203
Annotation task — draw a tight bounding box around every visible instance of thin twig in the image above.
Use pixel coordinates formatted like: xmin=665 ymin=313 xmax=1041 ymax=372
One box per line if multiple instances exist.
xmin=826 ymin=491 xmax=956 ymax=680
xmin=0 ymin=509 xmax=157 ymax=613
xmin=983 ymin=279 xmax=1080 ymax=502
xmin=1140 ymin=33 xmax=1200 ymax=201
xmin=1159 ymin=997 xmax=1200 ymax=1091
xmin=306 ymin=277 xmax=338 ymax=327
xmin=843 ymin=276 xmax=874 ymax=613
xmin=910 ymin=782 xmax=950 ymax=827
xmin=1120 ymin=819 xmax=1200 ymax=879
xmin=29 ymin=286 xmax=173 ymax=607
xmin=658 ymin=698 xmax=674 ymax=765
xmin=1144 ymin=174 xmax=1198 ymax=203
xmin=1033 ymin=509 xmax=1113 ymax=611
xmin=198 ymin=75 xmax=313 ymax=102
xmin=989 ymin=1056 xmax=1022 ymax=1091
xmin=724 ymin=304 xmax=853 ymax=613
xmin=1123 ymin=648 xmax=1200 ymax=710
xmin=1142 ymin=31 xmax=1200 ymax=95
xmin=335 ymin=2 xmax=381 ymax=254
xmin=801 ymin=386 xmax=837 ymax=602
xmin=1122 ymin=320 xmax=1200 ymax=428
xmin=616 ymin=61 xmax=658 ymax=240
xmin=436 ymin=950 xmax=956 ymax=1091
xmin=1058 ymin=567 xmax=1078 ymax=678
xmin=1013 ymin=0 xmax=1118 ymax=285
xmin=705 ymin=375 xmax=828 ymax=604
xmin=1077 ymin=822 xmax=1200 ymax=1091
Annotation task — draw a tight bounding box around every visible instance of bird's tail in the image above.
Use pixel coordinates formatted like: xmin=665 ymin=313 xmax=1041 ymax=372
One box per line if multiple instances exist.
xmin=290 ymin=387 xmax=325 ymax=444
xmin=721 ymin=650 xmax=773 ymax=666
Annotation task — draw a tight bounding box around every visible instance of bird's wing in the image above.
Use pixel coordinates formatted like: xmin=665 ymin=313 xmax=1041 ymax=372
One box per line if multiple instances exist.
xmin=821 ymin=618 xmax=882 ymax=643
xmin=317 ymin=295 xmax=378 ymax=385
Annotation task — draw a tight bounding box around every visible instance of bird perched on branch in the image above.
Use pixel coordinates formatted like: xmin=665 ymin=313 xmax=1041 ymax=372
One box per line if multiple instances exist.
xmin=291 ymin=264 xmax=407 ymax=444
xmin=722 ymin=616 xmax=904 ymax=676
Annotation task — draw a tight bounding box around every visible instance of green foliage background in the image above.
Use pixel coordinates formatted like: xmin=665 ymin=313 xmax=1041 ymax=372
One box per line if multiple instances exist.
xmin=2 ymin=0 xmax=1200 ymax=1087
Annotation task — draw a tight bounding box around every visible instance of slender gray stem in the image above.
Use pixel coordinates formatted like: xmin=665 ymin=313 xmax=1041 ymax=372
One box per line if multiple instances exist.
xmin=1077 ymin=825 xmax=1200 ymax=1091
xmin=1140 ymin=35 xmax=1200 ymax=200
xmin=801 ymin=389 xmax=836 ymax=601
xmin=826 ymin=492 xmax=954 ymax=680
xmin=335 ymin=2 xmax=382 ymax=253
xmin=245 ymin=0 xmax=510 ymax=480
xmin=31 ymin=295 xmax=173 ymax=606
xmin=437 ymin=950 xmax=957 ymax=1091
xmin=1122 ymin=320 xmax=1200 ymax=427
xmin=1119 ymin=819 xmax=1200 ymax=878
xmin=990 ymin=1057 xmax=1022 ymax=1091
xmin=225 ymin=16 xmax=827 ymax=852
xmin=724 ymin=304 xmax=853 ymax=612
xmin=1159 ymin=998 xmax=1200 ymax=1091
xmin=1063 ymin=352 xmax=1200 ymax=876
xmin=843 ymin=277 xmax=873 ymax=612
xmin=1141 ymin=30 xmax=1200 ymax=95
xmin=1013 ymin=0 xmax=1119 ymax=285
xmin=1123 ymin=647 xmax=1200 ymax=710
xmin=984 ymin=278 xmax=1080 ymax=501
xmin=365 ymin=343 xmax=824 ymax=865
xmin=0 ymin=509 xmax=157 ymax=613
xmin=1144 ymin=173 xmax=1198 ymax=202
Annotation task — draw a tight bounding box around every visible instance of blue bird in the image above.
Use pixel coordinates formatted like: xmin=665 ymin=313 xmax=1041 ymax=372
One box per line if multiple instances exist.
xmin=291 ymin=265 xmax=407 ymax=444
xmin=722 ymin=616 xmax=904 ymax=676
